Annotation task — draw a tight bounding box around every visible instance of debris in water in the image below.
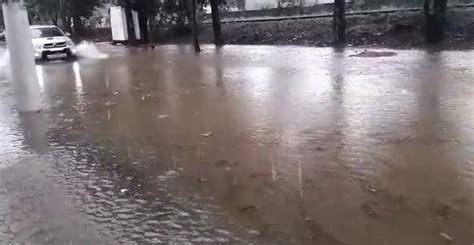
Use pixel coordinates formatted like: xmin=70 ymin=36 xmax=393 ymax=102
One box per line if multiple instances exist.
xmin=247 ymin=229 xmax=261 ymax=235
xmin=201 ymin=132 xmax=213 ymax=137
xmin=141 ymin=93 xmax=152 ymax=101
xmin=439 ymin=232 xmax=453 ymax=242
xmin=366 ymin=184 xmax=377 ymax=194
xmin=158 ymin=114 xmax=169 ymax=119
xmin=120 ymin=189 xmax=128 ymax=193
xmin=215 ymin=160 xmax=232 ymax=167
xmin=105 ymin=102 xmax=117 ymax=107
xmin=165 ymin=170 xmax=180 ymax=177
xmin=361 ymin=202 xmax=378 ymax=218
xmin=350 ymin=50 xmax=397 ymax=58
xmin=113 ymin=91 xmax=119 ymax=95
xmin=196 ymin=148 xmax=205 ymax=158
xmin=198 ymin=177 xmax=208 ymax=182
xmin=241 ymin=205 xmax=258 ymax=212
xmin=144 ymin=232 xmax=162 ymax=238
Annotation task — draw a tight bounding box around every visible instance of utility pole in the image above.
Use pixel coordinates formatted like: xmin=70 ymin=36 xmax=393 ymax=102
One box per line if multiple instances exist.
xmin=2 ymin=0 xmax=42 ymax=112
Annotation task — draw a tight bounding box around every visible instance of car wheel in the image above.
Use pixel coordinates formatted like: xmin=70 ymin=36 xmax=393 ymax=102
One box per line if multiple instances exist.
xmin=66 ymin=50 xmax=77 ymax=61
xmin=41 ymin=53 xmax=48 ymax=62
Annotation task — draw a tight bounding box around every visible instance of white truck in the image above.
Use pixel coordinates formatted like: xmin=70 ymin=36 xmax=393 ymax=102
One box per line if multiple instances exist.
xmin=31 ymin=25 xmax=77 ymax=60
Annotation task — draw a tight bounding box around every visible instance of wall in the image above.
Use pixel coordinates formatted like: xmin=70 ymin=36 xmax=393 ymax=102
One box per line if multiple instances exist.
xmin=243 ymin=0 xmax=473 ymax=11
xmin=245 ymin=0 xmax=278 ymax=10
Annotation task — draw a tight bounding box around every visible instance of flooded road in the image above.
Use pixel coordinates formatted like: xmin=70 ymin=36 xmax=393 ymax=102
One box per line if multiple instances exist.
xmin=0 ymin=44 xmax=473 ymax=244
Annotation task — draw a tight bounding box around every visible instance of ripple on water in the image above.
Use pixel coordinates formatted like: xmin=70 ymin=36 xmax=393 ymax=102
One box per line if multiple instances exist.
xmin=38 ymin=143 xmax=243 ymax=243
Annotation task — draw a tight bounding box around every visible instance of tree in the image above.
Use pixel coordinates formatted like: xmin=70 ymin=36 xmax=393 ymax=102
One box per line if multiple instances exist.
xmin=209 ymin=0 xmax=223 ymax=46
xmin=24 ymin=0 xmax=62 ymax=25
xmin=333 ymin=0 xmax=346 ymax=44
xmin=299 ymin=0 xmax=305 ymax=15
xmin=24 ymin=0 xmax=102 ymax=37
xmin=116 ymin=0 xmax=155 ymax=44
xmin=191 ymin=0 xmax=201 ymax=52
xmin=424 ymin=0 xmax=448 ymax=43
xmin=136 ymin=0 xmax=159 ymax=44
xmin=124 ymin=0 xmax=137 ymax=45
xmin=230 ymin=0 xmax=245 ymax=11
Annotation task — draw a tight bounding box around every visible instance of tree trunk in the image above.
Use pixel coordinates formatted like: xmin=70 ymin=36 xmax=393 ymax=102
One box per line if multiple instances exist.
xmin=72 ymin=14 xmax=83 ymax=38
xmin=138 ymin=10 xmax=148 ymax=43
xmin=62 ymin=15 xmax=72 ymax=33
xmin=59 ymin=0 xmax=72 ymax=33
xmin=333 ymin=0 xmax=346 ymax=44
xmin=191 ymin=0 xmax=201 ymax=52
xmin=424 ymin=0 xmax=448 ymax=43
xmin=53 ymin=3 xmax=59 ymax=26
xmin=147 ymin=12 xmax=154 ymax=45
xmin=277 ymin=1 xmax=282 ymax=16
xmin=137 ymin=0 xmax=152 ymax=44
xmin=210 ymin=0 xmax=224 ymax=46
xmin=53 ymin=16 xmax=59 ymax=26
xmin=299 ymin=0 xmax=305 ymax=15
xmin=125 ymin=0 xmax=137 ymax=45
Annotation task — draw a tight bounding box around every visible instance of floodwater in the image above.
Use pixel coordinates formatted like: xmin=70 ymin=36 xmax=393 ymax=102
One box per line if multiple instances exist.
xmin=0 ymin=43 xmax=473 ymax=244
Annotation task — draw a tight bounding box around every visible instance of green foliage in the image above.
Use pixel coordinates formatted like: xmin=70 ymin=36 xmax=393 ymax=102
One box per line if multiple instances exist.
xmin=69 ymin=0 xmax=103 ymax=18
xmin=24 ymin=0 xmax=62 ymax=24
xmin=24 ymin=0 xmax=103 ymax=25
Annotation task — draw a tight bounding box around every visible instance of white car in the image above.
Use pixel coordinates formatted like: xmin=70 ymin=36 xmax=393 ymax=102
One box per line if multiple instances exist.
xmin=31 ymin=25 xmax=77 ymax=60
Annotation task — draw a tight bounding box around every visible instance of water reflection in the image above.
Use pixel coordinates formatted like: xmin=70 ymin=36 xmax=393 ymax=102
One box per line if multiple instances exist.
xmin=73 ymin=61 xmax=83 ymax=95
xmin=36 ymin=65 xmax=44 ymax=91
xmin=297 ymin=160 xmax=303 ymax=199
xmin=19 ymin=111 xmax=48 ymax=153
xmin=330 ymin=48 xmax=346 ymax=99
xmin=214 ymin=50 xmax=225 ymax=93
xmin=416 ymin=51 xmax=443 ymax=139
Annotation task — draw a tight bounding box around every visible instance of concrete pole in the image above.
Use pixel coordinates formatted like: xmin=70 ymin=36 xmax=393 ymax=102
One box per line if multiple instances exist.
xmin=2 ymin=0 xmax=42 ymax=112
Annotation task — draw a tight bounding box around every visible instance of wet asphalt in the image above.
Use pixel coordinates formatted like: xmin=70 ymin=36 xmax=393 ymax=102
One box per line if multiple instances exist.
xmin=0 ymin=44 xmax=473 ymax=244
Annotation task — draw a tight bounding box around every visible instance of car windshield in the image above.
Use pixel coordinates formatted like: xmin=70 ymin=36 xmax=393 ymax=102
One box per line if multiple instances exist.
xmin=31 ymin=27 xmax=64 ymax=38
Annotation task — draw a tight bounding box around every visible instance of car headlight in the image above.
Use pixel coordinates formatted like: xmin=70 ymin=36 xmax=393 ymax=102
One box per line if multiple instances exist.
xmin=67 ymin=40 xmax=75 ymax=47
